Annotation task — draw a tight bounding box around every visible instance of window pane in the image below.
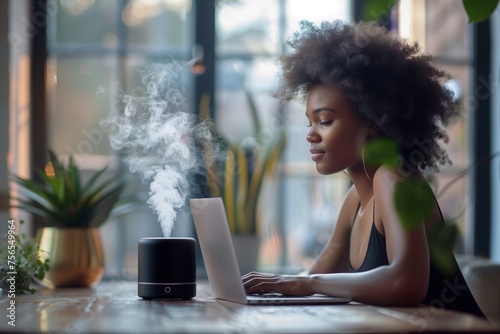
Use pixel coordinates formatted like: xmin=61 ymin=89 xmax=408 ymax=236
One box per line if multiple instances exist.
xmin=431 ymin=172 xmax=469 ymax=253
xmin=47 ymin=56 xmax=116 ymax=157
xmin=438 ymin=64 xmax=472 ymax=169
xmin=215 ymin=58 xmax=280 ymax=143
xmin=282 ymin=173 xmax=350 ymax=268
xmin=123 ymin=0 xmax=191 ymax=50
xmin=54 ymin=0 xmax=118 ymax=47
xmin=425 ymin=0 xmax=470 ymax=60
xmin=430 ymin=63 xmax=473 ymax=249
xmin=216 ymin=0 xmax=280 ymax=55
xmin=123 ymin=56 xmax=193 ymax=105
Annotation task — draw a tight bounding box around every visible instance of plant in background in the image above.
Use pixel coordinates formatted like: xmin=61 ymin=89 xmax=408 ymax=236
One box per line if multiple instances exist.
xmin=199 ymin=92 xmax=287 ymax=235
xmin=11 ymin=150 xmax=139 ymax=228
xmin=0 ymin=220 xmax=50 ymax=293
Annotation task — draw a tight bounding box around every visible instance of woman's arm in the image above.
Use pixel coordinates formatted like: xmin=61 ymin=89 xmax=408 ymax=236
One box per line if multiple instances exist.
xmin=242 ymin=186 xmax=356 ymax=296
xmin=244 ymin=167 xmax=430 ymax=306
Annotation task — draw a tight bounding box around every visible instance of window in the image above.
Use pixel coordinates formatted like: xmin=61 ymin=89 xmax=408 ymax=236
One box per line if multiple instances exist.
xmin=424 ymin=0 xmax=476 ymax=253
xmin=43 ymin=0 xmax=353 ymax=276
xmin=399 ymin=0 xmax=474 ymax=253
xmin=46 ymin=0 xmax=193 ymax=277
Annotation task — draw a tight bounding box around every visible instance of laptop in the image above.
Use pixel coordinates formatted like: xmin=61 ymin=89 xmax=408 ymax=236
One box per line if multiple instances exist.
xmin=189 ymin=197 xmax=351 ymax=305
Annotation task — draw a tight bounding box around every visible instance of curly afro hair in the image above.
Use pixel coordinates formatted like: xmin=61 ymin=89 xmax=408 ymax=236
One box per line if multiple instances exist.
xmin=274 ymin=20 xmax=457 ymax=172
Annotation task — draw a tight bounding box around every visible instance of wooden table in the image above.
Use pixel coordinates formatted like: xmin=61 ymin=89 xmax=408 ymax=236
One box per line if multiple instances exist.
xmin=0 ymin=280 xmax=496 ymax=333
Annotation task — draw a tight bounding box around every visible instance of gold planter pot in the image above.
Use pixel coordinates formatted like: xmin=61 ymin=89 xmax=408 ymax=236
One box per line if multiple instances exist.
xmin=36 ymin=227 xmax=104 ymax=288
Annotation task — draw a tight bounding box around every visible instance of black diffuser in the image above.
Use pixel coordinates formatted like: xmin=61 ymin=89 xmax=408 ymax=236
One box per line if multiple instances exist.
xmin=138 ymin=237 xmax=196 ymax=300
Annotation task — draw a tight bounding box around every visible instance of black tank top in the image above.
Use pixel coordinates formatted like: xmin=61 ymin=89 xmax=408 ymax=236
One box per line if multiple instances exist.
xmin=348 ymin=200 xmax=485 ymax=318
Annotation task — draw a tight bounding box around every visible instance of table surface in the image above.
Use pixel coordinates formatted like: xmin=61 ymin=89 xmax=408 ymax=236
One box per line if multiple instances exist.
xmin=0 ymin=280 xmax=497 ymax=334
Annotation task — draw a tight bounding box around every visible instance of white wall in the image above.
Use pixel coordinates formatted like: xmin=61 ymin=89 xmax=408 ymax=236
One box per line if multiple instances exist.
xmin=491 ymin=7 xmax=500 ymax=262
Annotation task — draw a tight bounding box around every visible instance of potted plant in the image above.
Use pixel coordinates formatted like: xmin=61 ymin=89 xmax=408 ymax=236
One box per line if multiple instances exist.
xmin=0 ymin=220 xmax=50 ymax=293
xmin=10 ymin=150 xmax=139 ymax=288
xmin=198 ymin=92 xmax=287 ymax=273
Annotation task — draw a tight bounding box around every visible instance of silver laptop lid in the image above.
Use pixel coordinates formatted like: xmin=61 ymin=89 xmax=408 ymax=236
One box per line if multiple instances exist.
xmin=190 ymin=197 xmax=247 ymax=304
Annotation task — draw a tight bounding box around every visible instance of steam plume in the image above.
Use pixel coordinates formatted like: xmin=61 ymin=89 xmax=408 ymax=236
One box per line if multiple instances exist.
xmin=100 ymin=61 xmax=214 ymax=236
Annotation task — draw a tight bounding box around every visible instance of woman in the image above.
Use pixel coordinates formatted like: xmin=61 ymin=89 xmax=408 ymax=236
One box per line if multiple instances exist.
xmin=242 ymin=20 xmax=484 ymax=317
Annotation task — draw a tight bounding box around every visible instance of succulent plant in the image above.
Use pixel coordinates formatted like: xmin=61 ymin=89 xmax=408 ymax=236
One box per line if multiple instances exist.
xmin=11 ymin=150 xmax=139 ymax=228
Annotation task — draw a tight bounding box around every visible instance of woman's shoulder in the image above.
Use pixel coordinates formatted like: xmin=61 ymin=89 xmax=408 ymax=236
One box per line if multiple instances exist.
xmin=372 ymin=165 xmax=438 ymax=228
xmin=372 ymin=165 xmax=430 ymax=213
xmin=373 ymin=165 xmax=403 ymax=184
xmin=373 ymin=165 xmax=427 ymax=188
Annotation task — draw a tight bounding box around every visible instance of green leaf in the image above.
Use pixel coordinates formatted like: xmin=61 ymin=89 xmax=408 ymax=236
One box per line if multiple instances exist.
xmin=80 ymin=177 xmax=125 ymax=209
xmin=364 ymin=138 xmax=399 ymax=168
xmin=85 ymin=187 xmax=124 ymax=227
xmin=463 ymin=0 xmax=499 ymax=23
xmin=107 ymin=197 xmax=145 ymax=221
xmin=12 ymin=176 xmax=54 ymax=208
xmin=394 ymin=178 xmax=434 ymax=231
xmin=65 ymin=164 xmax=81 ymax=203
xmin=34 ymin=169 xmax=61 ymax=199
xmin=14 ymin=199 xmax=60 ymax=224
xmin=235 ymin=146 xmax=250 ymax=234
xmin=80 ymin=165 xmax=110 ymax=194
xmin=362 ymin=0 xmax=397 ymax=22
xmin=245 ymin=91 xmax=261 ymax=137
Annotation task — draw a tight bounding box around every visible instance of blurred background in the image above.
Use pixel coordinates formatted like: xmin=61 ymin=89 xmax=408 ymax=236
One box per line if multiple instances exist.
xmin=1 ymin=0 xmax=499 ymax=279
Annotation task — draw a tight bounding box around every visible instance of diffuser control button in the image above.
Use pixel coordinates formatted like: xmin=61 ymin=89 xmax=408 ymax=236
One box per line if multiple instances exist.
xmin=164 ymin=286 xmax=171 ymax=294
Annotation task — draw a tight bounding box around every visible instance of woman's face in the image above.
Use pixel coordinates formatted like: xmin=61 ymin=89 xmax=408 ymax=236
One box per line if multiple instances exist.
xmin=306 ymin=83 xmax=370 ymax=175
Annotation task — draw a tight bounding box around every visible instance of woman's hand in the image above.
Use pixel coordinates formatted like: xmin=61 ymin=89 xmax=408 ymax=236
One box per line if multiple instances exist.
xmin=242 ymin=272 xmax=314 ymax=296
